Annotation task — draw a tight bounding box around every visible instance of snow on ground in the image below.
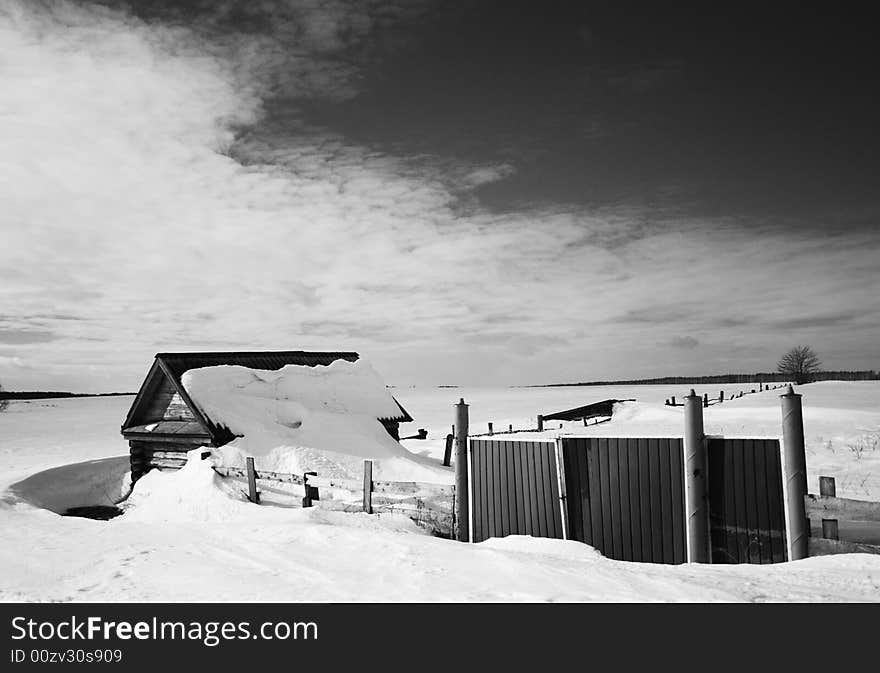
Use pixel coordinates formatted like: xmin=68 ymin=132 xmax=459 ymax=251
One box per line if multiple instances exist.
xmin=1 ymin=382 xmax=879 ymax=602
xmin=398 ymin=381 xmax=880 ymax=501
xmin=182 ymin=361 xmax=448 ymax=483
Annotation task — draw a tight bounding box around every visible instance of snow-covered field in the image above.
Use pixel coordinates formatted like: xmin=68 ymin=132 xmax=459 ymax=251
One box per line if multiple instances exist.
xmin=1 ymin=381 xmax=879 ymax=602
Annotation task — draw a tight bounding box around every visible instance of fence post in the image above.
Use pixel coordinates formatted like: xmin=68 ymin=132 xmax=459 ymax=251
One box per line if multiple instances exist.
xmin=781 ymin=385 xmax=808 ymax=560
xmin=302 ymin=471 xmax=319 ymax=508
xmin=488 ymin=422 xmax=493 ymax=436
xmin=819 ymin=476 xmax=838 ymax=541
xmin=363 ymin=460 xmax=373 ymax=514
xmin=684 ymin=390 xmax=709 ymax=563
xmin=443 ymin=433 xmax=454 ymax=467
xmin=703 ymin=392 xmax=709 ymax=408
xmin=537 ymin=414 xmax=544 ymax=431
xmin=719 ymin=390 xmax=724 ymax=403
xmin=454 ymin=398 xmax=470 ymax=542
xmin=246 ymin=457 xmax=259 ymax=504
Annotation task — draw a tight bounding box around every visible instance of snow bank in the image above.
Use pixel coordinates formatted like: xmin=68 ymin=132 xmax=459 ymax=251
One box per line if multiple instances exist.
xmin=181 ymin=361 xmax=450 ymax=483
xmin=7 ymin=456 xmax=130 ymax=514
xmin=121 ymin=450 xmax=253 ymax=523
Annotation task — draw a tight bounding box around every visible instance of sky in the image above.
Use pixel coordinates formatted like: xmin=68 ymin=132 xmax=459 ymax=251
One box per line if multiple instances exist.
xmin=1 ymin=0 xmax=878 ymax=391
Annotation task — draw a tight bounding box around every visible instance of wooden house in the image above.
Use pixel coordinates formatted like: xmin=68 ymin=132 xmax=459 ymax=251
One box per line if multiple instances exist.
xmin=121 ymin=351 xmax=413 ymax=482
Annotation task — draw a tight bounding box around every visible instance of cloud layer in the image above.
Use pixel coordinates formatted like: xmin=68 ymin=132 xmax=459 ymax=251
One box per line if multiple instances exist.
xmin=1 ymin=1 xmax=878 ymax=391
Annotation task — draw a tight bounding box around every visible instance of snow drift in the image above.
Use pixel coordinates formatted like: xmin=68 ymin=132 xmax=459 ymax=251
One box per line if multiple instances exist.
xmin=181 ymin=360 xmax=449 ymax=482
xmin=122 ymin=449 xmax=253 ymax=523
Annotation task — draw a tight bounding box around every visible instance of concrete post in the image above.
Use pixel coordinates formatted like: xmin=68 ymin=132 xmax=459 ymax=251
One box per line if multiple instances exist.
xmin=781 ymin=385 xmax=808 ymax=560
xmin=684 ymin=389 xmax=710 ymax=562
xmin=454 ymin=398 xmax=469 ymax=542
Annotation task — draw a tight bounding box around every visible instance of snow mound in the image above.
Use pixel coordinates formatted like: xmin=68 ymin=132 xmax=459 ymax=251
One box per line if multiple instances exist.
xmin=181 ymin=361 xmax=450 ymax=483
xmin=7 ymin=456 xmax=130 ymax=514
xmin=121 ymin=450 xmax=252 ymax=523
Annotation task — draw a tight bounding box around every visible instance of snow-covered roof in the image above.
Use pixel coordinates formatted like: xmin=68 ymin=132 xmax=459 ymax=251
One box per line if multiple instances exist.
xmin=181 ymin=360 xmax=409 ymax=430
xmin=122 ymin=351 xmax=412 ymax=444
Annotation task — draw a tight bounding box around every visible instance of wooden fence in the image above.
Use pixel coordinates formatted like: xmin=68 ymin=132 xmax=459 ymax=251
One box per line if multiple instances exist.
xmin=805 ymin=476 xmax=880 ymax=556
xmin=213 ymin=459 xmax=455 ymax=538
xmin=665 ymin=382 xmax=790 ymax=408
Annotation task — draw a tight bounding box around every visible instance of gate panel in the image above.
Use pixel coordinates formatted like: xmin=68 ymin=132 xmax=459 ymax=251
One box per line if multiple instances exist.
xmin=707 ymin=438 xmax=787 ymax=564
xmin=469 ymin=439 xmax=563 ymax=543
xmin=561 ymin=437 xmax=686 ymax=564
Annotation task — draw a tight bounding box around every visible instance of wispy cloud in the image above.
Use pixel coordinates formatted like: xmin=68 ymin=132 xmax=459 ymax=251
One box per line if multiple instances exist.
xmin=0 ymin=1 xmax=878 ymax=390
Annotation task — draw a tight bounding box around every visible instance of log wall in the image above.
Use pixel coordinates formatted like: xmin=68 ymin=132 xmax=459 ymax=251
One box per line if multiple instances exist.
xmin=129 ymin=439 xmax=210 ymax=482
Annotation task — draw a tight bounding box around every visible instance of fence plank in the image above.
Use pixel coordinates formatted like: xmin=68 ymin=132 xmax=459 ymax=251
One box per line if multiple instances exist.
xmin=764 ymin=440 xmax=786 ymax=562
xmin=637 ymin=438 xmax=653 ymax=563
xmin=545 ymin=442 xmax=563 ymax=538
xmin=214 ymin=466 xmax=306 ymax=486
xmin=732 ymin=439 xmax=749 ymax=561
xmin=658 ymin=438 xmax=674 ymax=564
xmin=808 ymin=537 xmax=880 ymax=556
xmin=246 ymin=457 xmax=259 ymax=504
xmin=363 ymin=460 xmax=373 ymax=514
xmin=497 ymin=437 xmax=512 ymax=537
xmin=608 ymin=438 xmax=625 ymax=560
xmin=752 ymin=440 xmax=772 ymax=564
xmin=513 ymin=441 xmax=527 ymax=536
xmin=669 ymin=438 xmax=685 ymax=564
xmin=533 ymin=442 xmax=550 ymax=538
xmin=371 ymin=481 xmax=454 ymax=496
xmin=804 ymin=495 xmax=880 ymax=522
xmin=648 ymin=439 xmax=663 ymax=563
xmin=577 ymin=440 xmax=593 ymax=545
xmin=626 ymin=439 xmax=642 ymax=562
xmin=598 ymin=439 xmax=615 ymax=555
xmin=742 ymin=440 xmax=760 ymax=564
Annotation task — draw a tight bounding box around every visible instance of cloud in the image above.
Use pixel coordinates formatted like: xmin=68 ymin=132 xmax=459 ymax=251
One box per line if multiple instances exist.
xmin=663 ymin=336 xmax=700 ymax=350
xmin=0 ymin=329 xmax=56 ymax=345
xmin=770 ymin=312 xmax=860 ymax=330
xmin=0 ymin=1 xmax=878 ymax=390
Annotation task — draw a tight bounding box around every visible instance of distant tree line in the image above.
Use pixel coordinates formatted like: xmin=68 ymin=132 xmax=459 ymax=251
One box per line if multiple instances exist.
xmin=0 ymin=391 xmax=135 ymax=400
xmin=531 ymin=370 xmax=879 ymax=388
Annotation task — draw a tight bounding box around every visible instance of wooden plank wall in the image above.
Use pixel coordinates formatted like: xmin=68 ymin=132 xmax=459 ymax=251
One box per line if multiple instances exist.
xmin=561 ymin=437 xmax=687 ymax=564
xmin=469 ymin=439 xmax=563 ymax=543
xmin=129 ymin=440 xmax=206 ymax=481
xmin=707 ymin=438 xmax=787 ymax=564
xmin=140 ymin=374 xmax=197 ymax=423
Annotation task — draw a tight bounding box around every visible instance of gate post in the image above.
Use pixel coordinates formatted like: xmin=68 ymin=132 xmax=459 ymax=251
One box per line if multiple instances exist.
xmin=684 ymin=389 xmax=710 ymax=562
xmin=781 ymin=385 xmax=808 ymax=560
xmin=454 ymin=398 xmax=470 ymax=542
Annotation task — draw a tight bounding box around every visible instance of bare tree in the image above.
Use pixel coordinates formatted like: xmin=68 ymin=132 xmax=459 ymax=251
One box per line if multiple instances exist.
xmin=777 ymin=345 xmax=822 ymax=385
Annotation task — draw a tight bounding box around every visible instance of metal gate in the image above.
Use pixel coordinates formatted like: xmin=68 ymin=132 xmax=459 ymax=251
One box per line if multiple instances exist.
xmin=707 ymin=437 xmax=787 ymax=564
xmin=468 ymin=435 xmax=788 ymax=565
xmin=560 ymin=437 xmax=687 ymax=564
xmin=468 ymin=438 xmax=564 ymax=543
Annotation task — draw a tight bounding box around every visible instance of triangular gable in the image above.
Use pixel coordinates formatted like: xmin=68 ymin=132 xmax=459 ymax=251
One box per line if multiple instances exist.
xmin=121 ymin=357 xmax=213 ymax=439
